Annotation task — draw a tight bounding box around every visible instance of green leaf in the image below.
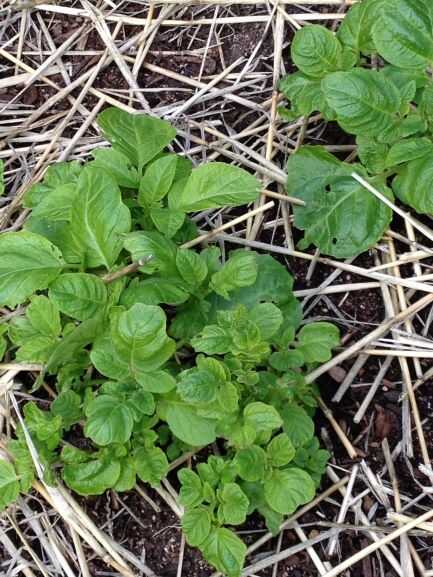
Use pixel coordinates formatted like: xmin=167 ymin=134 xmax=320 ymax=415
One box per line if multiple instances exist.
xmin=0 ymin=460 xmax=20 ymax=510
xmin=281 ymin=405 xmax=314 ymax=448
xmin=110 ymin=304 xmax=171 ymax=373
xmin=269 ymin=350 xmax=304 ymax=371
xmin=287 ymin=147 xmax=393 ymax=258
xmin=121 ymin=277 xmax=189 ymax=308
xmin=202 ymin=527 xmax=246 ymax=577
xmin=182 ymin=507 xmax=212 ymax=547
xmin=49 ymin=273 xmax=108 ymax=321
xmin=279 ymin=72 xmax=328 ymax=117
xmin=31 ymin=184 xmax=77 ymax=222
xmin=191 ymin=325 xmax=231 ymax=355
xmin=235 ymin=445 xmax=266 ymax=482
xmin=170 ymin=163 xmax=260 ymax=212
xmin=178 ymin=368 xmax=219 ymax=404
xmin=267 ymin=434 xmax=295 ymax=467
xmin=323 ymin=69 xmax=401 ymax=138
xmin=138 ymin=155 xmax=178 ymax=206
xmin=8 ymin=436 xmax=35 ymax=492
xmin=356 ymin=137 xmax=388 ymax=174
xmin=372 ymin=0 xmax=433 ymax=70
xmin=51 ymin=390 xmax=82 ymax=430
xmin=124 ymin=231 xmax=177 ymax=275
xmin=0 ymin=231 xmax=64 ymax=307
xmin=393 ymin=152 xmax=433 ymax=213
xmin=84 ymin=395 xmax=134 ymax=445
xmin=297 ymin=322 xmax=340 ymax=363
xmin=243 ymin=403 xmax=282 ymax=433
xmin=291 ymin=25 xmax=344 ymax=78
xmin=114 ymin=458 xmax=137 ymax=492
xmin=264 ymin=468 xmax=315 ymax=514
xmin=178 ymin=468 xmax=203 ymax=507
xmin=176 ymin=249 xmax=208 ymax=288
xmin=24 ymin=403 xmax=62 ymax=450
xmin=149 ymin=207 xmax=185 ymax=238
xmin=69 ymin=166 xmax=131 ymax=269
xmin=162 ymin=400 xmax=217 ymax=446
xmin=218 ymin=483 xmax=249 ymax=525
xmin=27 ymin=295 xmax=61 ymax=338
xmin=211 ymin=251 xmax=258 ymax=299
xmin=63 ymin=459 xmax=120 ymax=496
xmin=136 ymin=370 xmax=176 ymax=394
xmin=386 ymin=138 xmax=433 ymax=168
xmin=337 ymin=0 xmax=382 ymax=55
xmin=15 ymin=335 xmax=55 ymax=363
xmin=249 ymin=303 xmax=283 ymax=339
xmin=97 ymin=107 xmax=176 ymax=169
xmin=91 ymin=148 xmax=139 ymax=188
xmin=135 ymin=446 xmax=168 ymax=487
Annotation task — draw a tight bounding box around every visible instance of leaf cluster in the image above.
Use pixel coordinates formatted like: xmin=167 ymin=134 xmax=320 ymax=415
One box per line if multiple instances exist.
xmin=0 ymin=108 xmax=338 ymax=576
xmin=280 ymin=0 xmax=433 ymax=257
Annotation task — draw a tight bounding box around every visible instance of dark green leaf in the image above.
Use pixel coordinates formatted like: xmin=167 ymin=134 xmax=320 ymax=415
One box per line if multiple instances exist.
xmin=393 ymin=152 xmax=433 ymax=213
xmin=176 ymin=249 xmax=208 ymax=288
xmin=51 ymin=390 xmax=82 ymax=430
xmin=135 ymin=446 xmax=168 ymax=487
xmin=178 ymin=468 xmax=203 ymax=507
xmin=63 ymin=459 xmax=121 ymax=495
xmin=49 ymin=273 xmax=108 ymax=321
xmin=84 ymin=395 xmax=134 ymax=445
xmin=291 ymin=25 xmax=345 ymax=78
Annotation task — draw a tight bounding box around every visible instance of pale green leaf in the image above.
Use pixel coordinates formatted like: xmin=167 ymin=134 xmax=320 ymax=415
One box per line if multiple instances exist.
xmin=135 ymin=447 xmax=168 ymax=487
xmin=91 ymin=148 xmax=139 ymax=188
xmin=210 ymin=251 xmax=258 ymax=299
xmin=176 ymin=249 xmax=208 ymax=288
xmin=191 ymin=325 xmax=231 ymax=355
xmin=27 ymin=295 xmax=61 ymax=338
xmin=182 ymin=507 xmax=211 ymax=547
xmin=243 ymin=402 xmax=282 ymax=433
xmin=149 ymin=207 xmax=185 ymax=238
xmin=0 ymin=460 xmax=19 ymax=510
xmin=51 ymin=390 xmax=82 ymax=430
xmin=63 ymin=459 xmax=120 ymax=495
xmin=49 ymin=273 xmax=108 ymax=321
xmin=297 ymin=322 xmax=340 ymax=363
xmin=337 ymin=0 xmax=382 ymax=55
xmin=178 ymin=468 xmax=203 ymax=507
xmin=235 ymin=445 xmax=266 ymax=482
xmin=162 ymin=400 xmax=217 ymax=446
xmin=218 ymin=483 xmax=249 ymax=525
xmin=169 ymin=163 xmax=260 ymax=212
xmin=138 ymin=155 xmax=178 ymax=206
xmin=393 ymin=152 xmax=433 ymax=213
xmin=281 ymin=405 xmax=314 ymax=447
xmin=0 ymin=231 xmax=64 ymax=307
xmin=264 ymin=468 xmax=315 ymax=514
xmin=267 ymin=434 xmax=295 ymax=467
xmin=385 ymin=137 xmax=433 ymax=168
xmin=202 ymin=528 xmax=246 ymax=577
xmin=121 ymin=277 xmax=189 ymax=307
xmin=249 ymin=303 xmax=283 ymax=339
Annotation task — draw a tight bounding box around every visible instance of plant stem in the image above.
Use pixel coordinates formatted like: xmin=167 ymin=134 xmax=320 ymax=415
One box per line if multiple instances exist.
xmin=101 ymin=257 xmax=152 ymax=283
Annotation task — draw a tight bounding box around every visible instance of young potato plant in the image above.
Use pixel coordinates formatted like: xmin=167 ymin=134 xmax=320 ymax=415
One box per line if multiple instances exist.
xmin=0 ymin=108 xmax=339 ymax=577
xmin=280 ymin=0 xmax=433 ymax=258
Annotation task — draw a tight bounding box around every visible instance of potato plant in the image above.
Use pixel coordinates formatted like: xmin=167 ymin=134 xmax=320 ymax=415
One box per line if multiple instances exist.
xmin=0 ymin=108 xmax=339 ymax=576
xmin=280 ymin=0 xmax=433 ymax=258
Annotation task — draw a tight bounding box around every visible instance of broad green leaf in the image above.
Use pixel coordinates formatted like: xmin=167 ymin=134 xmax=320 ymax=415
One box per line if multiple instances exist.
xmin=114 ymin=458 xmax=137 ymax=492
xmin=279 ymin=72 xmax=328 ymax=117
xmin=178 ymin=368 xmax=219 ymax=404
xmin=178 ymin=468 xmax=203 ymax=507
xmin=9 ymin=318 xmax=39 ymax=346
xmin=162 ymin=400 xmax=217 ymax=446
xmin=24 ymin=403 xmax=62 ymax=450
xmin=121 ymin=277 xmax=189 ymax=307
xmin=84 ymin=395 xmax=134 ymax=445
xmin=323 ymin=69 xmax=401 ymax=138
xmin=126 ymin=389 xmax=155 ymax=419
xmin=91 ymin=336 xmax=127 ymax=380
xmin=218 ymin=483 xmax=249 ymax=525
xmin=337 ymin=0 xmax=382 ymax=55
xmin=182 ymin=507 xmax=211 ymax=547
xmin=264 ymin=468 xmax=315 ymax=514
xmin=135 ymin=446 xmax=168 ymax=487
xmin=243 ymin=402 xmax=282 ymax=433
xmin=269 ymin=350 xmax=304 ymax=371
xmin=210 ymin=251 xmax=258 ymax=299
xmin=8 ymin=437 xmax=35 ymax=492
xmin=97 ymin=107 xmax=176 ymax=169
xmin=393 ymin=153 xmax=433 ymax=213
xmin=91 ymin=148 xmax=139 ymax=188
xmin=235 ymin=445 xmax=266 ymax=482
xmin=176 ymin=249 xmax=208 ymax=288
xmin=291 ymin=25 xmax=344 ymax=78
xmin=281 ymin=405 xmax=314 ymax=447
xmin=124 ymin=231 xmax=177 ymax=275
xmin=0 ymin=460 xmax=20 ymax=510
xmin=15 ymin=335 xmax=55 ymax=363
xmin=191 ymin=325 xmax=231 ymax=355
xmin=385 ymin=138 xmax=433 ymax=168
xmin=61 ymin=445 xmax=91 ymax=465
xmin=27 ymin=295 xmax=61 ymax=338
xmin=31 ymin=184 xmax=78 ymax=222
xmin=372 ymin=0 xmax=433 ymax=70
xmin=47 ymin=314 xmax=102 ymax=373
xmin=69 ymin=166 xmax=131 ymax=269
xmin=63 ymin=459 xmax=120 ymax=495
xmin=294 ymin=438 xmax=330 ymax=487
xmin=138 ymin=155 xmax=178 ymax=206
xmin=356 ymin=137 xmax=388 ymax=174
xmin=51 ymin=390 xmax=82 ymax=430
xmin=297 ymin=322 xmax=340 ymax=363
xmin=202 ymin=527 xmax=246 ymax=577
xmin=287 ymin=147 xmax=393 ymax=258
xmin=241 ymin=481 xmax=283 ymax=536
xmin=249 ymin=303 xmax=283 ymax=339
xmin=0 ymin=231 xmax=63 ymax=307
xmin=149 ymin=207 xmax=185 ymax=238
xmin=49 ymin=273 xmax=108 ymax=321
xmin=136 ymin=370 xmax=176 ymax=394
xmin=24 ymin=161 xmax=81 ymax=208
xmin=267 ymin=434 xmax=295 ymax=467
xmin=111 ymin=304 xmax=173 ymax=376
xmin=169 ymin=163 xmax=260 ymax=212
